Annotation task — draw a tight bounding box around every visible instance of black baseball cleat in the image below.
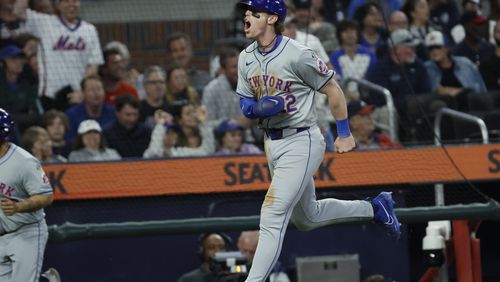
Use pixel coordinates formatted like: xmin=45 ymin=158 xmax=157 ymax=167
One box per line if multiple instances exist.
xmin=371 ymin=192 xmax=401 ymax=239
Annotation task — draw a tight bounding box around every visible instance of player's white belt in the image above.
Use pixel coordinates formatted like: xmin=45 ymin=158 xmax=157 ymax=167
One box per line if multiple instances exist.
xmin=263 ymin=127 xmax=309 ymax=140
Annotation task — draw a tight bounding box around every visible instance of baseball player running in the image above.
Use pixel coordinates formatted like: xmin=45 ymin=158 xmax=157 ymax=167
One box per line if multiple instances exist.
xmin=235 ymin=1 xmax=401 ymax=281
xmin=0 ymin=108 xmax=54 ymax=282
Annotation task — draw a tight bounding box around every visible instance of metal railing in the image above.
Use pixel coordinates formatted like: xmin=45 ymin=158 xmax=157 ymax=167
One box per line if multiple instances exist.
xmin=434 ymin=107 xmax=489 ymax=146
xmin=343 ymin=77 xmax=397 ymax=140
xmin=433 ymin=107 xmax=489 ymax=207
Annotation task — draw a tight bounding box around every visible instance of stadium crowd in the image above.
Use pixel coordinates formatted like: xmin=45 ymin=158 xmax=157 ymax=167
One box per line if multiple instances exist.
xmin=1 ymin=0 xmax=499 ymax=164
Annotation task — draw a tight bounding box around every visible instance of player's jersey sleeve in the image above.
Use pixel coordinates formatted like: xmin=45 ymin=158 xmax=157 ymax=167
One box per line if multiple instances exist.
xmin=236 ymin=50 xmax=254 ymax=99
xmin=21 ymin=158 xmax=53 ymax=196
xmin=295 ymin=49 xmax=335 ymax=91
xmin=87 ymin=24 xmax=104 ymax=65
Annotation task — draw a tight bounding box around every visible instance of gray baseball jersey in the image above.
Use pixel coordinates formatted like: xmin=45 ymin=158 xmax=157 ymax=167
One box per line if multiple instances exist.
xmin=0 ymin=144 xmax=52 ymax=233
xmin=0 ymin=144 xmax=52 ymax=282
xmin=236 ymin=36 xmax=374 ymax=282
xmin=236 ymin=36 xmax=334 ymax=129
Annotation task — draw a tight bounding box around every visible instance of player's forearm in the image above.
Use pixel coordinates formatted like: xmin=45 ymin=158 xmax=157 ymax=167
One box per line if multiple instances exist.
xmin=15 ymin=194 xmax=53 ymax=213
xmin=323 ymin=80 xmax=348 ymax=121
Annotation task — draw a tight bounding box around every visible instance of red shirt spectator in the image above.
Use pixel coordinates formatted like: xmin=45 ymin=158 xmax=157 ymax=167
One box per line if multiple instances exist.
xmin=104 ymin=82 xmax=139 ymax=106
xmin=100 ymin=48 xmax=139 ymax=106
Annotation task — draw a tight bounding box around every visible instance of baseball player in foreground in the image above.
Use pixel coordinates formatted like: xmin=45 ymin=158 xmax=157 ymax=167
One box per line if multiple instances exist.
xmin=235 ymin=1 xmax=401 ymax=281
xmin=0 ymin=108 xmax=54 ymax=282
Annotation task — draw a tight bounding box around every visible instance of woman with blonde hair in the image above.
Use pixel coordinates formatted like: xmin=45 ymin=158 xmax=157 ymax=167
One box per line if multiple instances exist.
xmin=165 ymin=64 xmax=199 ymax=108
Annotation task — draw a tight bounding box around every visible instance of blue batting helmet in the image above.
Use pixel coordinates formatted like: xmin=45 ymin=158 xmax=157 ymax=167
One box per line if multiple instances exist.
xmin=0 ymin=108 xmax=14 ymax=142
xmin=238 ymin=0 xmax=287 ymax=23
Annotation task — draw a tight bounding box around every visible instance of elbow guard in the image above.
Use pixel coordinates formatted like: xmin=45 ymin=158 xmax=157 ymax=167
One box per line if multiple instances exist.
xmin=240 ymin=96 xmax=285 ymax=119
xmin=253 ymin=96 xmax=285 ymax=118
xmin=240 ymin=97 xmax=259 ymax=119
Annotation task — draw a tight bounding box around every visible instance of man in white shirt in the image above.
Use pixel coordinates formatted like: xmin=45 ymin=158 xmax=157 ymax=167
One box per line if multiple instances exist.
xmin=15 ymin=0 xmax=103 ymax=108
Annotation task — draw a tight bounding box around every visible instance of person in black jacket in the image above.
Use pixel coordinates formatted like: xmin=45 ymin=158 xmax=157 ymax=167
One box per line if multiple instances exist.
xmin=103 ymin=94 xmax=151 ymax=158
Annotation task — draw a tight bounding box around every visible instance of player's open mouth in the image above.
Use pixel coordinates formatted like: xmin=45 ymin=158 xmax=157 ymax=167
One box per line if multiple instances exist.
xmin=244 ymin=20 xmax=251 ymax=32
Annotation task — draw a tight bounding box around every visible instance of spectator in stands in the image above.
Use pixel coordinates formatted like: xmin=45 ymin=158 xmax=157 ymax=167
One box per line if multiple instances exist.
xmin=21 ymin=126 xmax=66 ymax=163
xmin=450 ymin=0 xmax=481 ymax=45
xmin=103 ymin=95 xmax=151 ymax=159
xmin=237 ymin=230 xmax=290 ymax=282
xmin=366 ymin=29 xmax=432 ymax=141
xmin=139 ymin=65 xmax=170 ymax=128
xmin=0 ymin=44 xmax=39 ymax=132
xmin=142 ymin=110 xmax=175 ymax=159
xmin=65 ymin=75 xmax=115 ymax=142
xmin=480 ymin=19 xmax=500 ymax=91
xmin=42 ymin=109 xmax=72 ymax=158
xmin=388 ymin=11 xmax=409 ymax=33
xmin=428 ymin=0 xmax=460 ymax=38
xmin=166 ymin=32 xmax=211 ymax=95
xmin=330 ymin=20 xmax=377 ymax=94
xmin=202 ymin=49 xmax=248 ymax=129
xmin=403 ymin=0 xmax=441 ymax=42
xmin=463 ymin=0 xmax=481 ymax=12
xmin=310 ymin=0 xmax=340 ymax=24
xmin=379 ymin=11 xmax=429 ymax=61
xmin=309 ymin=2 xmax=339 ymax=54
xmin=353 ymin=2 xmax=387 ymax=53
xmin=424 ymin=30 xmax=488 ymax=111
xmin=15 ymin=0 xmax=104 ymax=111
xmin=454 ymin=11 xmax=495 ymax=66
xmin=347 ymin=100 xmax=401 ymax=149
xmin=347 ymin=0 xmax=401 ymax=20
xmin=177 ymin=233 xmax=231 ymax=282
xmin=28 ymin=0 xmax=53 ymax=14
xmin=488 ymin=0 xmax=500 ymax=44
xmin=292 ymin=0 xmax=338 ymax=55
xmin=103 ymin=41 xmax=143 ymax=98
xmin=15 ymin=33 xmax=39 ymax=84
xmin=165 ymin=64 xmax=200 ymax=108
xmin=490 ymin=0 xmax=500 ymax=21
xmin=0 ymin=0 xmax=24 ymax=47
xmin=283 ymin=16 xmax=332 ymax=70
xmin=68 ymin=119 xmax=120 ymax=162
xmin=214 ymin=119 xmax=262 ymax=156
xmin=99 ymin=48 xmax=139 ymax=106
xmin=144 ymin=102 xmax=214 ymax=158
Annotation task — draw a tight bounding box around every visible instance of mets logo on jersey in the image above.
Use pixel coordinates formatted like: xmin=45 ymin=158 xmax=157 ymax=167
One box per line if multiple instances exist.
xmin=315 ymin=57 xmax=329 ymax=76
